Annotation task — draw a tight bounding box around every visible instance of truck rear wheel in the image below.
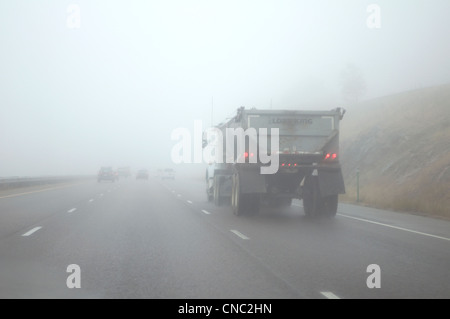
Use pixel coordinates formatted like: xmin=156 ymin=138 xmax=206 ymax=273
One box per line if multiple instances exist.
xmin=214 ymin=176 xmax=221 ymax=206
xmin=322 ymin=195 xmax=338 ymax=217
xmin=232 ymin=173 xmax=249 ymax=216
xmin=207 ymin=189 xmax=213 ymax=202
xmin=232 ymin=174 xmax=242 ymax=215
xmin=303 ymin=175 xmax=322 ymax=218
xmin=303 ymin=176 xmax=338 ymax=218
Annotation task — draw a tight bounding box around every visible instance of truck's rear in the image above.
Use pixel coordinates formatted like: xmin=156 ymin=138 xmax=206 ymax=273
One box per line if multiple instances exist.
xmin=227 ymin=107 xmax=346 ymax=217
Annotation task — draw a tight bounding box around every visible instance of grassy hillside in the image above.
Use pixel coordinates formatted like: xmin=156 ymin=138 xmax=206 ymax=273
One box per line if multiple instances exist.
xmin=340 ymin=84 xmax=450 ymax=218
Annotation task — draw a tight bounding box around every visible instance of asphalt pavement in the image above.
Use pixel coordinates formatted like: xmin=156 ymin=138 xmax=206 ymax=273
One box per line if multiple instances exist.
xmin=0 ymin=175 xmax=449 ymax=299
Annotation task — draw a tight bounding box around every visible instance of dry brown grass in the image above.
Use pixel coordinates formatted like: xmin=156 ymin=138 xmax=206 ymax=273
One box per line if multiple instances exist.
xmin=340 ymin=84 xmax=450 ymax=219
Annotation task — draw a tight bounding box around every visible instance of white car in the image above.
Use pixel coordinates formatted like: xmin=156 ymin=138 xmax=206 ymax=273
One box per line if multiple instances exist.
xmin=161 ymin=168 xmax=175 ymax=180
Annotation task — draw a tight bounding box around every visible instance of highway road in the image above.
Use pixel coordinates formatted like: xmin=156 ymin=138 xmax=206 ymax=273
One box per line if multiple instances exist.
xmin=0 ymin=175 xmax=449 ymax=299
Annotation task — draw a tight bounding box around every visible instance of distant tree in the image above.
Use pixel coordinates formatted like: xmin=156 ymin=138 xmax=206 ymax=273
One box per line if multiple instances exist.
xmin=340 ymin=63 xmax=366 ymax=104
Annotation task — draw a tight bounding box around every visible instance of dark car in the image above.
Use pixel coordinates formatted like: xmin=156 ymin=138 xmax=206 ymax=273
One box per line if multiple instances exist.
xmin=98 ymin=167 xmax=115 ymax=182
xmin=136 ymin=169 xmax=149 ymax=180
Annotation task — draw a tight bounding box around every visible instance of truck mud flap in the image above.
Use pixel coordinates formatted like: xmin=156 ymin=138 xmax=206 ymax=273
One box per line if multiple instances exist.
xmin=238 ymin=170 xmax=266 ymax=194
xmin=318 ymin=169 xmax=346 ymax=197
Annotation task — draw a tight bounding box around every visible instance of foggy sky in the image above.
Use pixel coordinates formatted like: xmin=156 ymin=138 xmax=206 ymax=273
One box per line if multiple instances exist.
xmin=1 ymin=0 xmax=449 ymax=176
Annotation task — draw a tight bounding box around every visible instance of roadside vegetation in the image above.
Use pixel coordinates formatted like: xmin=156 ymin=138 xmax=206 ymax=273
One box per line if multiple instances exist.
xmin=340 ymin=84 xmax=450 ymax=218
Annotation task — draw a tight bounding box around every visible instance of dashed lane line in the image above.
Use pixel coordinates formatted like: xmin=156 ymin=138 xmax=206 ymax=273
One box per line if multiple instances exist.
xmin=22 ymin=227 xmax=42 ymax=237
xmin=321 ymin=292 xmax=341 ymax=299
xmin=230 ymin=229 xmax=250 ymax=240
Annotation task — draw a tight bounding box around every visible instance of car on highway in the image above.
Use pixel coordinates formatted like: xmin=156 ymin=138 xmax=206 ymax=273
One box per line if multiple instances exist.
xmin=161 ymin=168 xmax=175 ymax=180
xmin=136 ymin=169 xmax=149 ymax=180
xmin=98 ymin=167 xmax=116 ymax=183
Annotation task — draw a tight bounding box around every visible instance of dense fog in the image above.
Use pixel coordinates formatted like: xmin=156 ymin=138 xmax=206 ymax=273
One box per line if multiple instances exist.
xmin=1 ymin=0 xmax=449 ymax=176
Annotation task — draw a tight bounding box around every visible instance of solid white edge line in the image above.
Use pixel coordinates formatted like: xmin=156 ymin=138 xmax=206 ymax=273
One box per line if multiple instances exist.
xmin=230 ymin=229 xmax=250 ymax=240
xmin=67 ymin=208 xmax=77 ymax=213
xmin=338 ymin=214 xmax=450 ymax=242
xmin=321 ymin=292 xmax=340 ymax=299
xmin=187 ymin=200 xmax=193 ymax=204
xmin=22 ymin=227 xmax=42 ymax=237
xmin=295 ymin=203 xmax=450 ymax=242
xmin=201 ymin=210 xmax=211 ymax=215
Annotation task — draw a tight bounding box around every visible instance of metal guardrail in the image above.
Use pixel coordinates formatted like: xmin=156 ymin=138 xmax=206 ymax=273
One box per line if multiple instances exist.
xmin=0 ymin=176 xmax=95 ymax=190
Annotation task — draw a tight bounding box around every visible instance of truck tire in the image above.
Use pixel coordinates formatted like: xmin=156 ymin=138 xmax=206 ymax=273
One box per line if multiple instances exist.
xmin=207 ymin=189 xmax=213 ymax=202
xmin=214 ymin=176 xmax=221 ymax=206
xmin=232 ymin=173 xmax=246 ymax=216
xmin=303 ymin=176 xmax=338 ymax=218
xmin=322 ymin=195 xmax=338 ymax=217
xmin=303 ymin=175 xmax=322 ymax=218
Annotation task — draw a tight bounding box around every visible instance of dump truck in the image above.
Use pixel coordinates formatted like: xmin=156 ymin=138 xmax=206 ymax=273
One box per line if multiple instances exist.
xmin=204 ymin=106 xmax=346 ymax=217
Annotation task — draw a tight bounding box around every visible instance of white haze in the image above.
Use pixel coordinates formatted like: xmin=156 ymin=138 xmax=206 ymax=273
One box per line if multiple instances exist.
xmin=1 ymin=0 xmax=449 ymax=176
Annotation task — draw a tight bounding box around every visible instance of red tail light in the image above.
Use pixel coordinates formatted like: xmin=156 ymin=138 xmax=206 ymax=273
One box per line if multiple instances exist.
xmin=324 ymin=153 xmax=338 ymax=161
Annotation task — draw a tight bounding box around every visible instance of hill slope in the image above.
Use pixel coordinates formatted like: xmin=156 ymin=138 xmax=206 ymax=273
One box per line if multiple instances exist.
xmin=340 ymin=84 xmax=450 ymax=218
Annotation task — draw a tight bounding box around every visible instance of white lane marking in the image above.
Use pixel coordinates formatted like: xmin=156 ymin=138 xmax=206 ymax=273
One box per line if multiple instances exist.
xmin=230 ymin=230 xmax=250 ymax=240
xmin=201 ymin=210 xmax=211 ymax=215
xmin=293 ymin=203 xmax=302 ymax=207
xmin=294 ymin=203 xmax=450 ymax=242
xmin=187 ymin=200 xmax=193 ymax=204
xmin=67 ymin=208 xmax=77 ymax=213
xmin=22 ymin=227 xmax=42 ymax=237
xmin=321 ymin=292 xmax=340 ymax=299
xmin=338 ymin=214 xmax=450 ymax=242
xmin=88 ymin=199 xmax=94 ymax=203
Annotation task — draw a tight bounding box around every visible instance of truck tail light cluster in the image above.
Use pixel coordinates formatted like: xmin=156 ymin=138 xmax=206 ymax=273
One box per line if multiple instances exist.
xmin=324 ymin=153 xmax=337 ymax=160
xmin=281 ymin=163 xmax=298 ymax=167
